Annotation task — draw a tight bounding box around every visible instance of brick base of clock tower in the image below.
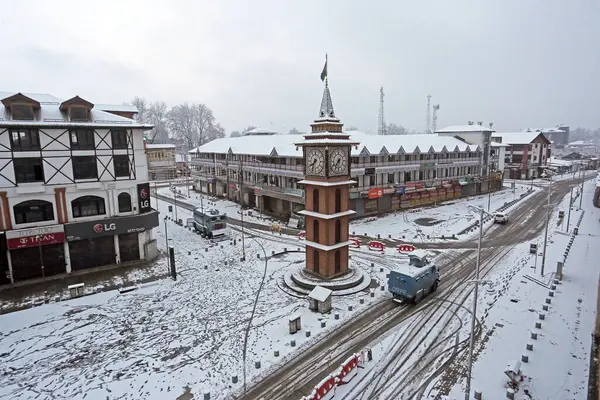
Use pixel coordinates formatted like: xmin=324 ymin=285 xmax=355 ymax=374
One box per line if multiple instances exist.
xmin=305 ymin=245 xmax=349 ymax=278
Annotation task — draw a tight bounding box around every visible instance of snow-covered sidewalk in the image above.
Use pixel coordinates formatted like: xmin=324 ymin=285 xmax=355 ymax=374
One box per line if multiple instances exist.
xmin=441 ymin=179 xmax=599 ymax=399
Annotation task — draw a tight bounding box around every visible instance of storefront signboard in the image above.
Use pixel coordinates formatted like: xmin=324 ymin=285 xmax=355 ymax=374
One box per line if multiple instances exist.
xmin=368 ymin=188 xmax=383 ymax=199
xmin=383 ymin=188 xmax=395 ymax=195
xmin=137 ymin=183 xmax=152 ymax=213
xmin=395 ymin=186 xmax=405 ymax=195
xmin=65 ymin=211 xmax=160 ymax=241
xmin=6 ymin=225 xmax=65 ymax=250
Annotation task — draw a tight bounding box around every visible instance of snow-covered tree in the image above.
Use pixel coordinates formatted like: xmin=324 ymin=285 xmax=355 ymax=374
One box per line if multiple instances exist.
xmin=288 ymin=127 xmax=304 ymax=135
xmin=147 ymin=101 xmax=169 ymax=143
xmin=230 ymin=131 xmax=242 ymax=137
xmin=386 ymin=123 xmax=408 ymax=135
xmin=167 ymin=103 xmax=223 ymax=150
xmin=131 ymin=97 xmax=149 ymax=123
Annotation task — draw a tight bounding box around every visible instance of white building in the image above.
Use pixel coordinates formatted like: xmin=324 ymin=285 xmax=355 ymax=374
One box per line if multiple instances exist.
xmin=435 ymin=123 xmax=495 ymax=176
xmin=0 ymin=92 xmax=158 ymax=284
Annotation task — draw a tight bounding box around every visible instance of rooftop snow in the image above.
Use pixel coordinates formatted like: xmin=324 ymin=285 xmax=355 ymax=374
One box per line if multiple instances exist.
xmin=0 ymin=92 xmax=149 ymax=129
xmin=492 ymin=132 xmax=547 ymax=145
xmin=146 ymin=143 xmax=176 ymax=149
xmin=243 ymin=127 xmax=278 ymax=135
xmin=308 ymin=285 xmax=332 ymax=302
xmin=96 ymin=104 xmax=139 ymax=113
xmin=435 ymin=125 xmax=495 ymax=133
xmin=190 ymin=131 xmax=480 ymax=158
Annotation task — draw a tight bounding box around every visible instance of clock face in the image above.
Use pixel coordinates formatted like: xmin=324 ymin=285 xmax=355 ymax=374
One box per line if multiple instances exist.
xmin=329 ymin=147 xmax=348 ymax=176
xmin=306 ymin=148 xmax=325 ymax=176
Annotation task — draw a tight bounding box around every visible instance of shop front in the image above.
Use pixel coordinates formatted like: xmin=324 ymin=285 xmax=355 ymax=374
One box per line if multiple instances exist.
xmin=64 ymin=211 xmax=159 ymax=271
xmin=6 ymin=225 xmax=66 ymax=282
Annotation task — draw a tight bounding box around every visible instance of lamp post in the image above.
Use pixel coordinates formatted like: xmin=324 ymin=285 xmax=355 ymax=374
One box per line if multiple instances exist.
xmin=540 ymin=169 xmax=554 ymax=277
xmin=566 ymin=188 xmax=573 ymax=232
xmin=164 ymin=216 xmax=170 ymax=273
xmin=579 ymin=166 xmax=584 ymax=209
xmin=464 ymin=204 xmax=491 ymax=400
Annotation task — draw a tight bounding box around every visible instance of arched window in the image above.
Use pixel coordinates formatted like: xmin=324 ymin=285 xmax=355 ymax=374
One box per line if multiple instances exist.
xmin=335 ymin=219 xmax=341 ymax=243
xmin=313 ymin=219 xmax=320 ymax=243
xmin=118 ymin=192 xmax=132 ymax=213
xmin=72 ymin=196 xmax=106 ymax=218
xmin=313 ymin=188 xmax=319 ymax=213
xmin=13 ymin=200 xmax=54 ymax=224
xmin=334 ymin=250 xmax=341 ymax=274
xmin=314 ymin=249 xmax=320 ymax=275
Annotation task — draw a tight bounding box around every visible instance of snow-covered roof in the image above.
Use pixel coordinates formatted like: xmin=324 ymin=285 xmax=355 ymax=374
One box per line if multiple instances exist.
xmin=568 ymin=140 xmax=587 ymax=146
xmin=549 ymin=157 xmax=573 ymax=166
xmin=0 ymin=92 xmax=150 ymax=129
xmin=96 ymin=104 xmax=139 ymax=113
xmin=525 ymin=126 xmax=567 ymax=134
xmin=492 ymin=132 xmax=548 ymax=145
xmin=243 ymin=127 xmax=277 ymax=136
xmin=308 ymin=286 xmax=332 ymax=302
xmin=146 ymin=143 xmax=176 ymax=149
xmin=491 ymin=142 xmax=509 ymax=148
xmin=189 ymin=131 xmax=480 ymax=157
xmin=435 ymin=125 xmax=495 ymax=133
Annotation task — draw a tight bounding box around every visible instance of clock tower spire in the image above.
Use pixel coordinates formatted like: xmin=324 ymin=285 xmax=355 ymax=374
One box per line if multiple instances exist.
xmin=295 ymin=77 xmax=360 ymax=279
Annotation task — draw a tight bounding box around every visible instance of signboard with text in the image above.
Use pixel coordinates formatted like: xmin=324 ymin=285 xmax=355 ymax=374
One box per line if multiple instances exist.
xmin=368 ymin=188 xmax=383 ymax=199
xmin=65 ymin=211 xmax=159 ymax=241
xmin=6 ymin=225 xmax=65 ymax=250
xmin=137 ymin=182 xmax=152 ymax=213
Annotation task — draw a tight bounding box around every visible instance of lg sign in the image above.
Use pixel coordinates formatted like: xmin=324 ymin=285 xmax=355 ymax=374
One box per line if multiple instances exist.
xmin=93 ymin=223 xmax=116 ymax=233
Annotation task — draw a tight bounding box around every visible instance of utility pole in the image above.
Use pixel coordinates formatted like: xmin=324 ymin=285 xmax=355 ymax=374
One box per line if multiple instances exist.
xmin=239 ymin=155 xmax=246 ymax=260
xmin=425 ymin=94 xmax=432 ymax=134
xmin=465 ymin=206 xmax=484 ymax=400
xmin=378 ymin=87 xmax=386 ymax=135
xmin=579 ymin=167 xmax=584 ymax=209
xmin=566 ymin=188 xmax=573 ymax=232
xmin=540 ymin=172 xmax=552 ymax=277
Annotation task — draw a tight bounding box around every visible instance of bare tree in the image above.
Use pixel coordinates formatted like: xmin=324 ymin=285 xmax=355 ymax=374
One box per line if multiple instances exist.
xmin=131 ymin=97 xmax=149 ymax=123
xmin=230 ymin=131 xmax=242 ymax=138
xmin=147 ymin=101 xmax=169 ymax=143
xmin=288 ymin=127 xmax=304 ymax=135
xmin=386 ymin=123 xmax=408 ymax=135
xmin=167 ymin=103 xmax=223 ymax=149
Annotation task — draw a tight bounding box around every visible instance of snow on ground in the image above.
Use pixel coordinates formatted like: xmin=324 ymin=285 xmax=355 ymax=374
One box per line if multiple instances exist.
xmin=350 ymin=185 xmax=537 ymax=243
xmin=0 ymin=199 xmax=390 ymax=400
xmin=438 ymin=181 xmax=598 ymax=399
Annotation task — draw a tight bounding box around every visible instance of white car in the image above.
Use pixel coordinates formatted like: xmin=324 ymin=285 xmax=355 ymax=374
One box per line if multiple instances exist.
xmin=494 ymin=212 xmax=508 ymax=224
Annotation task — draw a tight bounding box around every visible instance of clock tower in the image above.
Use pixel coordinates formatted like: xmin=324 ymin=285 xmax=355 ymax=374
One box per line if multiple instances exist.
xmin=296 ymin=80 xmax=359 ymax=279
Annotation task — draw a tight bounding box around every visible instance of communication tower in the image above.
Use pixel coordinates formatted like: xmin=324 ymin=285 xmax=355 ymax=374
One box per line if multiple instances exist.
xmin=378 ymin=87 xmax=386 ymax=135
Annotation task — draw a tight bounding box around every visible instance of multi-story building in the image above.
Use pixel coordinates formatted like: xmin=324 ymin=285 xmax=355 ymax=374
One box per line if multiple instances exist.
xmin=189 ymin=120 xmax=503 ymax=220
xmin=493 ymin=131 xmax=551 ymax=179
xmin=0 ymin=92 xmax=159 ymax=285
xmin=525 ymin=125 xmax=570 ymax=148
xmin=435 ymin=123 xmax=495 ymax=177
xmin=146 ymin=143 xmax=177 ymax=180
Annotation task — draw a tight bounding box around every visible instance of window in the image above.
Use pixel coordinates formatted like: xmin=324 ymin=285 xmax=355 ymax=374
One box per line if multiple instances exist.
xmin=73 ymin=156 xmax=98 ymax=180
xmin=369 ymin=175 xmax=376 ymax=186
xmin=69 ymin=107 xmax=88 ymax=122
xmin=11 ymin=104 xmax=34 ymax=120
xmin=72 ymin=196 xmax=106 ymax=218
xmin=313 ymin=188 xmax=319 ymax=213
xmin=334 ymin=250 xmax=341 ymax=274
xmin=314 ymin=249 xmax=320 ymax=274
xmin=14 ymin=158 xmax=44 ymax=183
xmin=335 ymin=188 xmax=341 ymax=213
xmin=13 ymin=200 xmax=54 ymax=224
xmin=111 ymin=129 xmax=128 ymax=149
xmin=335 ymin=219 xmax=341 ymax=243
xmin=369 ymin=156 xmax=377 ymax=163
xmin=70 ymin=129 xmax=95 ymax=150
xmin=118 ymin=192 xmax=132 ymax=212
xmin=388 ymin=173 xmax=395 ymax=184
xmin=404 ymin=172 xmax=411 ymax=182
xmin=313 ymin=219 xmax=320 ymax=242
xmin=114 ymin=155 xmax=130 ymax=177
xmin=10 ymin=129 xmax=40 ymax=151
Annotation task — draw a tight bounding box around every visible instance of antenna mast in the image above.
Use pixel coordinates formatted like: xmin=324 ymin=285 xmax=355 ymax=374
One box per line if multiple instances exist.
xmin=378 ymin=87 xmax=386 ymax=135
xmin=432 ymin=104 xmax=440 ymax=133
xmin=425 ymin=94 xmax=432 ymax=134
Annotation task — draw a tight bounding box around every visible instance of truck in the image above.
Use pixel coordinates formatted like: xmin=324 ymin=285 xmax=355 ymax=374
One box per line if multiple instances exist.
xmin=193 ymin=208 xmax=229 ymax=239
xmin=388 ymin=250 xmax=440 ymax=303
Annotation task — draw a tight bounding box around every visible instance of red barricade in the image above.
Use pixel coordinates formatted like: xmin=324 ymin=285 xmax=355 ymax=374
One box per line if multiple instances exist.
xmin=367 ymin=241 xmax=385 ymax=252
xmin=397 ymin=244 xmax=416 ymax=253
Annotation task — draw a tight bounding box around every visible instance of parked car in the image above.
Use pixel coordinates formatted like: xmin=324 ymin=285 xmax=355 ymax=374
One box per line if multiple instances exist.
xmin=494 ymin=212 xmax=509 ymax=224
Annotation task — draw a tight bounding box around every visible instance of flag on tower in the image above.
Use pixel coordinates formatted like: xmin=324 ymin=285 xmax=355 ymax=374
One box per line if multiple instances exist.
xmin=320 ymin=54 xmax=328 ymax=82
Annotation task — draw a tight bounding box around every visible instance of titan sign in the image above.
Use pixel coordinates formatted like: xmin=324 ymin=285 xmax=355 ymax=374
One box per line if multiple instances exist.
xmin=64 ymin=211 xmax=159 ymax=241
xmin=6 ymin=224 xmax=66 ymax=250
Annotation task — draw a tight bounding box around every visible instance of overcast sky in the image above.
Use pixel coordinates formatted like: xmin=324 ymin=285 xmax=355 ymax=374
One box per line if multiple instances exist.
xmin=0 ymin=0 xmax=598 ymax=134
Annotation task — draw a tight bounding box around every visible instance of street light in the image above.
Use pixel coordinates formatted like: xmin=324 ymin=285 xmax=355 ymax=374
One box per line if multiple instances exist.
xmin=540 ymin=169 xmax=555 ymax=277
xmin=164 ymin=216 xmax=170 ymax=273
xmin=464 ymin=204 xmax=491 ymax=400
